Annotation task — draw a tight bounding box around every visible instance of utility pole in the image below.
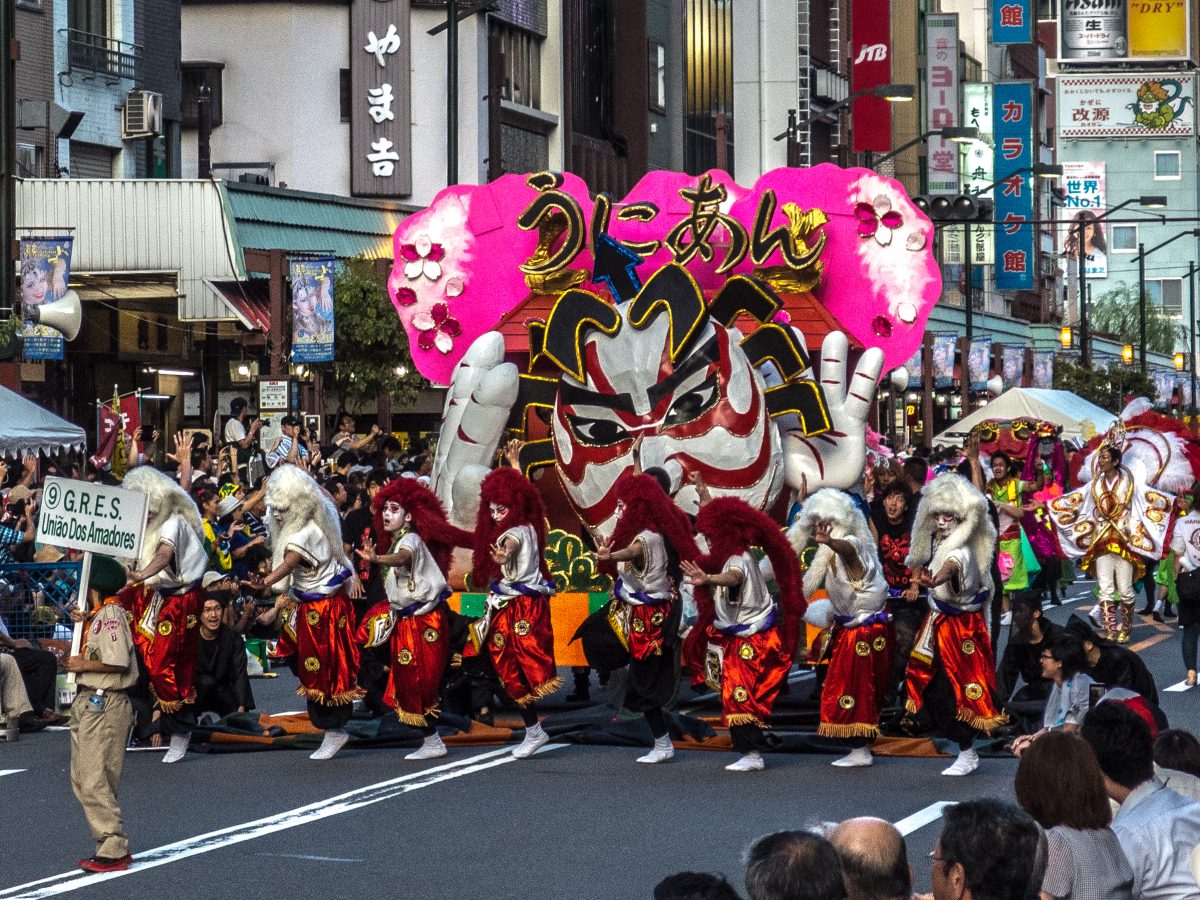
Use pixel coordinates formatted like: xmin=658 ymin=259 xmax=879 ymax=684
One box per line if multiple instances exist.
xmin=1190 ymin=261 xmax=1197 ymax=417
xmin=1138 ymin=241 xmax=1147 ymax=374
xmin=2 ymin=0 xmax=16 ymax=323
xmin=1077 ymin=217 xmax=1089 ymax=367
xmin=447 ymin=0 xmax=458 ymax=186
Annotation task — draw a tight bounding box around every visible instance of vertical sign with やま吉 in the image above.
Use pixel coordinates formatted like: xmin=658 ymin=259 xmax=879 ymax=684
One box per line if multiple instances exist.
xmin=925 ymin=14 xmax=960 ymax=195
xmin=992 ymin=81 xmax=1035 ymax=291
xmin=351 ymin=0 xmax=412 ymax=197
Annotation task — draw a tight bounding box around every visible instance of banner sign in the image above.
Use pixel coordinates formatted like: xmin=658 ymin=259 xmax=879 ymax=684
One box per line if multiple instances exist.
xmin=925 ymin=14 xmax=961 ymax=195
xmin=933 ymin=333 xmax=957 ymax=389
xmin=90 ymin=394 xmax=142 ymax=473
xmin=36 ymin=476 xmax=147 ymax=559
xmin=1057 ymin=74 xmax=1195 ymax=139
xmin=962 ymin=83 xmax=994 ymax=198
xmin=968 ymin=337 xmax=992 ymax=391
xmin=1061 ymin=161 xmax=1107 ymax=279
xmin=905 ymin=344 xmax=923 ymax=389
xmin=993 ymin=81 xmax=1035 ymax=291
xmin=18 ymin=235 xmax=72 ymax=361
xmin=1002 ymin=344 xmax=1025 ymax=388
xmin=1032 ymin=351 xmax=1055 ymax=389
xmin=991 ymin=0 xmax=1032 ymax=45
xmin=350 ymin=0 xmax=412 ymax=197
xmin=851 ymin=0 xmax=893 ymax=153
xmin=1153 ymin=369 xmax=1180 ymax=407
xmin=1059 ymin=0 xmax=1191 ymax=64
xmin=290 ymin=257 xmax=336 ymax=363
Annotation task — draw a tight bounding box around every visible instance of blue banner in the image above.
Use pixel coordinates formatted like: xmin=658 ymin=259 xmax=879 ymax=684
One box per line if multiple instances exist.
xmin=905 ymin=345 xmax=923 ymax=389
xmin=290 ymin=257 xmax=336 ymax=364
xmin=992 ymin=82 xmax=1035 ymax=291
xmin=1001 ymin=344 xmax=1024 ymax=388
xmin=1032 ymin=351 xmax=1055 ymax=389
xmin=933 ymin=333 xmax=957 ymax=390
xmin=990 ymin=0 xmax=1032 ymax=45
xmin=1153 ymin=370 xmax=1180 ymax=408
xmin=969 ymin=337 xmax=992 ymax=391
xmin=19 ymin=236 xmax=73 ymax=360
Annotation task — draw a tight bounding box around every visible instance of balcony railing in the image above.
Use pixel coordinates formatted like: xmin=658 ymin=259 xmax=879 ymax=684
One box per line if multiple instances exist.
xmin=64 ymin=29 xmax=141 ymax=81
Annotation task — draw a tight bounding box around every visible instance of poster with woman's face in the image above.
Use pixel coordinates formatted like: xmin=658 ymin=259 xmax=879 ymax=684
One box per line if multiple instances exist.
xmin=289 ymin=257 xmax=336 ymax=363
xmin=19 ymin=237 xmax=71 ymax=312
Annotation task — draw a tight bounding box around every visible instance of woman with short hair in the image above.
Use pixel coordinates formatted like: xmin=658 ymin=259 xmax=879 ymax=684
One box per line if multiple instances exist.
xmin=1014 ymin=731 xmax=1134 ymax=899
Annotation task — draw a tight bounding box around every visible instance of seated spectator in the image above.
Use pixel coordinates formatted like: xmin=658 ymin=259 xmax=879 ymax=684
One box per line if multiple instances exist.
xmin=830 ymin=817 xmax=911 ymax=900
xmin=922 ymin=800 xmax=1042 ymax=900
xmin=653 ymin=873 xmax=742 ymax=900
xmin=0 ymin=621 xmax=65 ymax=725
xmin=1063 ymin=615 xmax=1157 ymax=704
xmin=998 ymin=592 xmax=1066 ymax=734
xmin=0 ymin=493 xmax=36 ymax=564
xmin=194 ymin=593 xmax=254 ymax=719
xmin=745 ymin=831 xmax=846 ymax=900
xmin=1080 ymin=701 xmax=1200 ymax=898
xmin=1014 ymin=730 xmax=1134 ymax=899
xmin=0 ymin=651 xmax=36 ymax=728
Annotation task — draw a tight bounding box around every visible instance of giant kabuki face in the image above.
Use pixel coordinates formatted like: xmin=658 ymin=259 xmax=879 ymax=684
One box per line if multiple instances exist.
xmin=553 ymin=309 xmax=781 ymax=535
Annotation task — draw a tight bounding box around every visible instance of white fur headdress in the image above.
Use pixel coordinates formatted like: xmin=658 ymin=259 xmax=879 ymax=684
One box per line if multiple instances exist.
xmin=265 ymin=466 xmax=351 ymax=571
xmin=906 ymin=473 xmax=995 ymax=572
xmin=121 ymin=465 xmax=203 ymax=568
xmin=788 ymin=488 xmax=875 ymax=597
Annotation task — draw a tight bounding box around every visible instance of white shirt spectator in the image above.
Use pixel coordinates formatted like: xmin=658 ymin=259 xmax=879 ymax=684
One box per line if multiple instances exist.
xmin=223 ymin=417 xmax=247 ymax=445
xmin=1110 ymin=777 xmax=1200 ymax=899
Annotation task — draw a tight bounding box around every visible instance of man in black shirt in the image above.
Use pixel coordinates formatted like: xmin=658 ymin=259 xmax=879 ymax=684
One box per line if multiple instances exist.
xmin=194 ymin=595 xmax=255 ymax=718
xmin=996 ymin=592 xmax=1063 ymax=733
xmin=1064 ymin=614 xmax=1158 ymax=704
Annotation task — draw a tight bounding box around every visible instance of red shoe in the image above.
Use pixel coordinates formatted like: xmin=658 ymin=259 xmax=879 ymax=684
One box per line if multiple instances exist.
xmin=78 ymin=854 xmax=132 ymax=873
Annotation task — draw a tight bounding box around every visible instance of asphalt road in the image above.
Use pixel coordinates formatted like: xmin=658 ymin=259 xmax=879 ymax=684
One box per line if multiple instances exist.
xmin=2 ymin=580 xmax=1197 ymax=900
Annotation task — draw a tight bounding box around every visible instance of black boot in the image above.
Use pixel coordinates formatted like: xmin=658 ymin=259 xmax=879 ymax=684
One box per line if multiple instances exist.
xmin=566 ymin=666 xmax=591 ymax=703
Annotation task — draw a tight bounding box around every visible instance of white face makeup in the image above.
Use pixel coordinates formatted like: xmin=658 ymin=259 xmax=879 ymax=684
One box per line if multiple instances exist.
xmin=382 ymin=500 xmax=408 ymax=533
xmin=933 ymin=512 xmax=960 ymax=536
xmin=489 ymin=502 xmax=509 ymax=523
xmin=271 ymin=506 xmax=288 ymax=525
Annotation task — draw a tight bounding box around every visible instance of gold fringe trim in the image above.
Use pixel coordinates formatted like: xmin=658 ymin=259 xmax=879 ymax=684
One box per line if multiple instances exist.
xmin=156 ymin=699 xmax=186 ymax=714
xmin=725 ymin=713 xmax=765 ymax=727
xmin=905 ymin=699 xmax=919 ymax=715
xmin=294 ymin=685 xmax=366 ymax=706
xmin=449 ymin=653 xmax=463 ymax=668
xmin=818 ymin=722 xmax=880 ymax=739
xmin=514 ymin=676 xmax=565 ymax=708
xmin=394 ymin=703 xmax=439 ymax=728
xmin=956 ymin=707 xmax=1009 ymax=734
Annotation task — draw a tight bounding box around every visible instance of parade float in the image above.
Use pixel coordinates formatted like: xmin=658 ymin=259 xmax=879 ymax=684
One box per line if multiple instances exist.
xmin=386 ymin=165 xmax=943 ymax=662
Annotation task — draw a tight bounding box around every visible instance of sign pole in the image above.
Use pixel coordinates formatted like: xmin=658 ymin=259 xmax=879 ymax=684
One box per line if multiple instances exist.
xmin=63 ymin=549 xmax=94 ymax=694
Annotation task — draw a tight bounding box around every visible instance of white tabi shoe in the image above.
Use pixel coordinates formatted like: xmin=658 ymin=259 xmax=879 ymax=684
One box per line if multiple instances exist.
xmin=310 ymin=728 xmax=350 ymax=761
xmin=941 ymin=748 xmax=979 ymax=776
xmin=405 ymin=734 xmax=448 ymax=761
xmin=636 ymin=736 xmax=675 ymax=764
xmin=831 ymin=746 xmax=873 ymax=768
xmin=512 ymin=723 xmax=549 ymax=759
xmin=725 ymin=751 xmax=765 ymax=772
xmin=162 ymin=732 xmax=191 ymax=764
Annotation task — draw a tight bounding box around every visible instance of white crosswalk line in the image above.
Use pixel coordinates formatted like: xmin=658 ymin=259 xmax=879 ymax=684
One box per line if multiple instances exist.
xmin=1165 ymin=679 xmax=1195 ymax=693
xmin=0 ymin=770 xmax=26 ymax=778
xmin=893 ymin=801 xmax=953 ymax=836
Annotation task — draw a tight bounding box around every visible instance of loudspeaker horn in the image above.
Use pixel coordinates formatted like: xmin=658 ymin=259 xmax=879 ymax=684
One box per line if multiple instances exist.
xmin=31 ymin=290 xmax=82 ymax=341
xmin=987 ymin=374 xmax=1004 ymax=396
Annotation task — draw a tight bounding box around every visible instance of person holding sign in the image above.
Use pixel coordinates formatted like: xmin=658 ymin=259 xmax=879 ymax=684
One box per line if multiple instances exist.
xmin=65 ymin=555 xmax=137 ymax=873
xmin=121 ymin=467 xmax=209 ymax=765
xmin=251 ymin=466 xmax=364 ymax=761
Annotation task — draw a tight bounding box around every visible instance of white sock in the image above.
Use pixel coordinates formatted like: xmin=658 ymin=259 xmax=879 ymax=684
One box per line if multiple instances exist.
xmin=653 ymin=734 xmax=672 ymax=751
xmin=525 ymin=721 xmax=545 ymax=739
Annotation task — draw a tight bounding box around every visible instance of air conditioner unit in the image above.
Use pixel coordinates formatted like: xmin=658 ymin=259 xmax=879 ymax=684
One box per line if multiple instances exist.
xmin=122 ymin=90 xmax=162 ymax=139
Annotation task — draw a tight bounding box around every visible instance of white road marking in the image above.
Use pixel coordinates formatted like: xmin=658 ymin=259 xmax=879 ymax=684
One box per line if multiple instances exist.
xmin=0 ymin=743 xmax=562 ymax=900
xmin=1165 ymin=679 xmax=1195 ymax=693
xmin=254 ymin=853 xmax=365 ymax=863
xmin=893 ymin=801 xmax=953 ymax=836
xmin=0 ymin=770 xmax=26 ymax=778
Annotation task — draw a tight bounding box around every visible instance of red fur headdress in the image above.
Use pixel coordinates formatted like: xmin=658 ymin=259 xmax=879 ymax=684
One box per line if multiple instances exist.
xmin=603 ymin=472 xmax=700 ymax=575
xmin=472 ymin=467 xmax=551 ymax=588
xmin=694 ymin=496 xmax=806 ymax=664
xmin=372 ymin=478 xmax=472 ymax=575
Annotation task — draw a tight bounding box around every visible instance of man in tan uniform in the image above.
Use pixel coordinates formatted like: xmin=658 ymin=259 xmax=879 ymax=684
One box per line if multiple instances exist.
xmin=0 ymin=652 xmax=34 ymax=721
xmin=65 ymin=556 xmax=138 ymax=873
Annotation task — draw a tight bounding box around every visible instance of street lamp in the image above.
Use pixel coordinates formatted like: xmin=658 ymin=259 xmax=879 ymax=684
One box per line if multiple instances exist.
xmin=1122 ymin=344 xmax=1134 ymax=365
xmin=1059 ymin=326 xmax=1072 ymax=349
xmin=1132 ymin=228 xmax=1200 ymax=374
xmin=1175 ymin=352 xmax=1186 ymax=371
xmin=1074 ymin=196 xmax=1168 ymax=367
xmin=775 ymin=83 xmax=916 ymax=166
xmin=870 ymin=126 xmax=981 ymax=169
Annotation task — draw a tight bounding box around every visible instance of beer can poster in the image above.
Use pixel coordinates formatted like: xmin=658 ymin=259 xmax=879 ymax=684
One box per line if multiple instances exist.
xmin=289 ymin=257 xmax=336 ymax=363
xmin=18 ymin=235 xmax=73 ymax=361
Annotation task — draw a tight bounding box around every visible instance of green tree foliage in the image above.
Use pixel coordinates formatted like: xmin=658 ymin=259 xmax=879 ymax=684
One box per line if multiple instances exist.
xmin=1089 ymin=281 xmax=1183 ymax=355
xmin=315 ymin=256 xmax=425 ymax=411
xmin=1053 ymin=359 xmax=1157 ymax=412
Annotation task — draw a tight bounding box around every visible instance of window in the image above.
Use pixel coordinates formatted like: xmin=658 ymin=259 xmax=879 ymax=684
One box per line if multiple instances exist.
xmin=1145 ymin=278 xmax=1184 ymax=316
xmin=1154 ymin=151 xmax=1181 ymax=180
xmin=339 ymin=69 xmax=351 ymax=123
xmin=181 ymin=63 xmax=224 ymax=129
xmin=15 ymin=142 xmax=41 ymax=177
xmin=648 ymin=41 xmax=666 ymax=113
xmin=494 ymin=21 xmax=542 ymax=109
xmin=69 ymin=0 xmax=107 ymax=36
xmin=1111 ymin=224 xmax=1138 ymax=253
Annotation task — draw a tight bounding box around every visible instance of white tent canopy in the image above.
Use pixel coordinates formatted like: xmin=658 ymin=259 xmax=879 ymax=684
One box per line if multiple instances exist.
xmin=934 ymin=388 xmax=1117 ymax=446
xmin=0 ymin=385 xmax=87 ymax=458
